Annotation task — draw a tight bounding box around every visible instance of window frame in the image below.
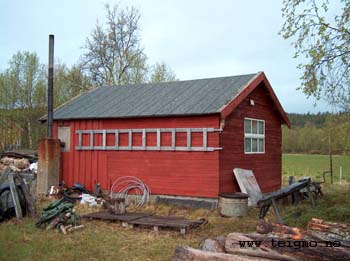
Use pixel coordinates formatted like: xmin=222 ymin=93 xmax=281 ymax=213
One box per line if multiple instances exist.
xmin=244 ymin=117 xmax=265 ymax=154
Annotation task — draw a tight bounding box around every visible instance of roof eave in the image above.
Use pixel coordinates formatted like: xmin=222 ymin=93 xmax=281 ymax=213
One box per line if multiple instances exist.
xmin=48 ymin=111 xmax=222 ymax=122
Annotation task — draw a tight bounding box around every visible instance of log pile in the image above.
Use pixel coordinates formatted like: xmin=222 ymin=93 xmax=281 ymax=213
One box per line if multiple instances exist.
xmin=307 ymin=218 xmax=350 ymax=247
xmin=173 ymin=219 xmax=350 ymax=261
xmin=0 ymin=157 xmax=30 ymax=173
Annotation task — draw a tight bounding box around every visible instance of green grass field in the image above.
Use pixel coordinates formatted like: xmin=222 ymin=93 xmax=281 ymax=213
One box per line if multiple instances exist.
xmin=282 ymin=154 xmax=350 ymax=184
xmin=0 ymin=154 xmax=349 ymax=260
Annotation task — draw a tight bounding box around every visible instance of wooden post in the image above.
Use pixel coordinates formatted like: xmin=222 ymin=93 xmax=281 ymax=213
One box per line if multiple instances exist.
xmin=330 ymin=153 xmax=333 ymax=184
xmin=271 ymin=198 xmax=283 ymax=224
xmin=306 ymin=183 xmax=315 ymax=207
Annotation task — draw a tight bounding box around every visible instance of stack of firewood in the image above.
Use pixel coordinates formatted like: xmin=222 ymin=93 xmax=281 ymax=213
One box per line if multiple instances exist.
xmin=173 ymin=219 xmax=350 ymax=260
xmin=0 ymin=157 xmax=30 ymax=173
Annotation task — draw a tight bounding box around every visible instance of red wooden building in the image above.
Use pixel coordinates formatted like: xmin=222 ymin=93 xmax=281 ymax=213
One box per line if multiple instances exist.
xmin=49 ymin=72 xmax=290 ymax=200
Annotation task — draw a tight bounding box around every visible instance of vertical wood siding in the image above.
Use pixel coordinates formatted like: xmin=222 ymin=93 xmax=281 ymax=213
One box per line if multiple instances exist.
xmin=54 ymin=115 xmax=220 ymax=198
xmin=219 ymin=82 xmax=283 ymax=194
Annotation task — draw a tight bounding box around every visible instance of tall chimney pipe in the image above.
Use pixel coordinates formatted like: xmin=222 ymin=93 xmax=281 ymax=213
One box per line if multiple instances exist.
xmin=47 ymin=35 xmax=54 ymax=137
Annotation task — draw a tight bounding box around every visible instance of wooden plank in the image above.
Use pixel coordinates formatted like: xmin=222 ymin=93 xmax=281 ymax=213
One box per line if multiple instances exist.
xmin=90 ymin=130 xmax=94 ymax=149
xmin=156 ymin=129 xmax=160 ymax=149
xmin=126 ymin=216 xmax=205 ymax=229
xmin=15 ymin=174 xmax=36 ymax=218
xmin=102 ymin=130 xmax=106 ymax=149
xmin=233 ymin=168 xmax=263 ymax=206
xmin=257 ymin=180 xmax=310 ymax=206
xmin=115 ymin=130 xmax=119 ymax=149
xmin=203 ymin=128 xmax=207 ymax=151
xmin=128 ymin=130 xmax=132 ymax=149
xmin=82 ymin=211 xmax=152 ymax=221
xmin=142 ymin=129 xmax=146 ymax=149
xmin=171 ymin=129 xmax=176 ymax=150
xmin=187 ymin=129 xmax=191 ymax=150
xmin=271 ymin=198 xmax=283 ymax=224
xmin=8 ymin=173 xmax=23 ymax=219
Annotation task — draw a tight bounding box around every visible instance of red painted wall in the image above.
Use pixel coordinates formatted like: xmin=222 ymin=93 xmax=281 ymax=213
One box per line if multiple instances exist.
xmin=219 ymin=82 xmax=282 ymax=194
xmin=54 ymin=82 xmax=284 ymax=198
xmin=53 ymin=115 xmax=220 ymax=198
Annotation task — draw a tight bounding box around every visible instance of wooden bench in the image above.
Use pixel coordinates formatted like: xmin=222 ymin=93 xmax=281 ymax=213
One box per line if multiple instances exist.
xmin=257 ymin=178 xmax=315 ymax=224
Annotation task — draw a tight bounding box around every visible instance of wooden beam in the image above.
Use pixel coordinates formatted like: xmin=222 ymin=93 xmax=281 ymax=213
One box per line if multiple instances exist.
xmin=8 ymin=173 xmax=23 ymax=219
xmin=187 ymin=129 xmax=191 ymax=151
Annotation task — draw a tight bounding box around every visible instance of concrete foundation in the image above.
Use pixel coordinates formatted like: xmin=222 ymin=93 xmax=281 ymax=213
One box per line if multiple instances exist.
xmin=109 ymin=192 xmax=218 ymax=210
xmin=152 ymin=195 xmax=218 ymax=210
xmin=36 ymin=138 xmax=61 ymax=195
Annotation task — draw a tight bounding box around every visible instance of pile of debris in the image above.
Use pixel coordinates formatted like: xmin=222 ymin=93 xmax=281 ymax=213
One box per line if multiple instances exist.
xmin=47 ymin=183 xmax=105 ymax=207
xmin=173 ymin=219 xmax=350 ymax=260
xmin=0 ymin=168 xmax=36 ymax=222
xmin=0 ymin=151 xmax=38 ymax=174
xmin=36 ymin=199 xmax=84 ymax=234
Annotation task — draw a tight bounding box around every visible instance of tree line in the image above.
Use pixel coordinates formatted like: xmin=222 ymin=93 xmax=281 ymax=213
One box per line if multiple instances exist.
xmin=0 ymin=3 xmax=176 ymax=150
xmin=283 ymin=113 xmax=350 ymax=155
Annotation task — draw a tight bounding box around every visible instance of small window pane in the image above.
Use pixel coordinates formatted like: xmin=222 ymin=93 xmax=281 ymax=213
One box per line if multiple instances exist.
xmin=252 ymin=121 xmax=258 ymax=134
xmin=258 ymin=139 xmax=264 ymax=152
xmin=244 ymin=119 xmax=251 ymax=134
xmin=252 ymin=138 xmax=258 ymax=152
xmin=244 ymin=138 xmax=251 ymax=152
xmin=258 ymin=121 xmax=264 ymax=134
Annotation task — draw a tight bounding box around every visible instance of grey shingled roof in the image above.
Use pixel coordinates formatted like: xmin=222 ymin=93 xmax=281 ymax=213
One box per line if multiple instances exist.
xmin=52 ymin=73 xmax=257 ymax=120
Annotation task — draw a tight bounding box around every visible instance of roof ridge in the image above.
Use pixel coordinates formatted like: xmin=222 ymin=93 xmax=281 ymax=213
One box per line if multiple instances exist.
xmin=99 ymin=73 xmax=258 ymax=88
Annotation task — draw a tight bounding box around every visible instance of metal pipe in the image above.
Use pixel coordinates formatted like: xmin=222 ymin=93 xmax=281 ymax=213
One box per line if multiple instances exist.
xmin=47 ymin=34 xmax=54 ymax=137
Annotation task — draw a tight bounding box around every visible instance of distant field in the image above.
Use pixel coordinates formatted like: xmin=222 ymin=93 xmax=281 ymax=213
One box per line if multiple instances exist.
xmin=282 ymin=154 xmax=350 ymax=184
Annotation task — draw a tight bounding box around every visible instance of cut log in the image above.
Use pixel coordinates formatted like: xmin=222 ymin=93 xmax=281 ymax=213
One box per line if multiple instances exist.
xmin=256 ymin=220 xmax=306 ymax=240
xmin=225 ymin=233 xmax=296 ymax=261
xmin=225 ymin=232 xmax=350 ymax=261
xmin=13 ymin=158 xmax=29 ymax=169
xmin=307 ymin=218 xmax=350 ymax=247
xmin=172 ymin=246 xmax=268 ymax=261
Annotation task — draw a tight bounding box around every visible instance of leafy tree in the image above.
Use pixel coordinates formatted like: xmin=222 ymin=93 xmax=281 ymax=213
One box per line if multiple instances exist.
xmin=4 ymin=51 xmax=46 ymax=109
xmin=0 ymin=51 xmax=46 ymax=147
xmin=54 ymin=62 xmax=92 ymax=106
xmin=82 ymin=3 xmax=148 ymax=86
xmin=280 ymin=0 xmax=350 ymax=111
xmin=150 ymin=62 xmax=177 ymax=83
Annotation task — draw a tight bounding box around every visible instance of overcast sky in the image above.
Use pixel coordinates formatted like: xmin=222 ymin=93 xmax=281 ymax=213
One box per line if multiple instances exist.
xmin=0 ymin=0 xmax=333 ymax=113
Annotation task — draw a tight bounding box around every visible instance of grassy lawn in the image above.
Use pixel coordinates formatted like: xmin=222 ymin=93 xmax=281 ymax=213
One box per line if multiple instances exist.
xmin=0 ymin=154 xmax=349 ymax=260
xmin=282 ymin=154 xmax=350 ymax=184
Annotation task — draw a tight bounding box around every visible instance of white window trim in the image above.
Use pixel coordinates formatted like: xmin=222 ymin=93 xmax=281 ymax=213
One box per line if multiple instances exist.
xmin=244 ymin=117 xmax=265 ymax=154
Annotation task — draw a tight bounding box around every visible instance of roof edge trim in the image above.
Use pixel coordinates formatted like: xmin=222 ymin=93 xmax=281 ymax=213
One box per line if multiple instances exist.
xmin=220 ymin=72 xmax=291 ymax=128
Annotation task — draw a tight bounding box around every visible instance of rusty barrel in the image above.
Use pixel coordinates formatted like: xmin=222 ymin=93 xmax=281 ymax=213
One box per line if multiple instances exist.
xmin=218 ymin=192 xmax=249 ymax=217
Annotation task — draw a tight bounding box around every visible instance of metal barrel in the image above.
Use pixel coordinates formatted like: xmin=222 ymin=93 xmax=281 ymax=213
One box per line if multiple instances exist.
xmin=218 ymin=192 xmax=249 ymax=217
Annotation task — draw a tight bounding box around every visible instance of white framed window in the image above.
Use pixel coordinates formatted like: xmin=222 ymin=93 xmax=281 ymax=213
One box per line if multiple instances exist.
xmin=244 ymin=118 xmax=265 ymax=154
